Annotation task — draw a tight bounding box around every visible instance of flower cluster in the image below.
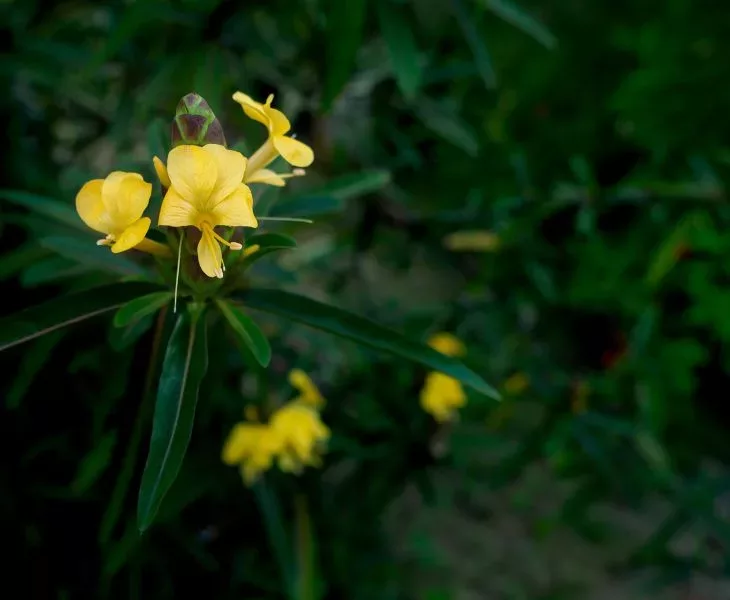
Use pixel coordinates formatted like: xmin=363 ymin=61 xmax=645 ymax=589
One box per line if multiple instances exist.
xmin=419 ymin=332 xmax=468 ymax=422
xmin=75 ymin=92 xmax=314 ymax=280
xmin=222 ymin=370 xmax=330 ymax=484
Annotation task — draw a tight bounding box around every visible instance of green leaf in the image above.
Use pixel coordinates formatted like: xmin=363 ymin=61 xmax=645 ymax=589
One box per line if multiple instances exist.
xmin=0 ymin=189 xmax=85 ymax=230
xmin=450 ymin=0 xmax=496 ymax=89
xmin=241 ymin=289 xmax=499 ymax=399
xmin=481 ymin=0 xmax=557 ymax=49
xmin=376 ymin=0 xmax=422 ymax=100
xmin=309 ymin=170 xmax=391 ymax=200
xmin=239 ymin=233 xmax=297 ymax=270
xmin=322 ymin=0 xmax=368 ymax=109
xmin=137 ymin=304 xmax=209 ymax=532
xmin=39 ymin=235 xmax=148 ymax=277
xmin=216 ymin=299 xmax=272 ymax=368
xmin=415 ymin=98 xmax=479 ymax=156
xmin=109 ymin=313 xmax=156 ymax=352
xmin=269 ymin=195 xmax=345 ymax=218
xmin=6 ymin=330 xmax=65 ymax=409
xmin=0 ymin=282 xmax=164 ymax=352
xmin=114 ymin=292 xmax=173 ymax=328
xmin=71 ymin=432 xmax=118 ymax=495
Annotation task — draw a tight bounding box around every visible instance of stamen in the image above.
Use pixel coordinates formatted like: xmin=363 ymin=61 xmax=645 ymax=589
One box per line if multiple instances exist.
xmin=265 ymin=94 xmax=275 ymax=106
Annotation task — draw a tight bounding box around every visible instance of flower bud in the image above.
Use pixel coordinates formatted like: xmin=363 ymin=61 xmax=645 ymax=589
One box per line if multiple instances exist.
xmin=171 ymin=92 xmax=227 ymax=148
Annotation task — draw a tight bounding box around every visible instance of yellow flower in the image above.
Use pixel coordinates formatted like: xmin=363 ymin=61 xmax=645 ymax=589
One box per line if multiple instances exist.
xmin=420 ymin=332 xmax=467 ymax=422
xmin=232 ymin=92 xmax=314 ymax=176
xmin=157 ymin=144 xmax=258 ymax=278
xmin=222 ymin=422 xmax=282 ymax=485
xmin=76 ymin=171 xmax=169 ymax=256
xmin=428 ymin=332 xmax=466 ymax=358
xmin=420 ymin=371 xmax=467 ymax=423
xmin=269 ymin=402 xmax=330 ymax=473
xmin=288 ymin=368 xmax=325 ymax=409
xmin=503 ymin=372 xmax=530 ymax=396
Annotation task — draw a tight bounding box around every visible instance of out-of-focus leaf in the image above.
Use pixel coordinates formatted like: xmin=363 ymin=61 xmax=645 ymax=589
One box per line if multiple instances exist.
xmin=137 ymin=305 xmax=208 ymax=532
xmin=480 ymin=0 xmax=557 ymax=49
xmin=646 ymin=211 xmax=707 ymax=287
xmin=40 ymin=236 xmax=148 ymax=277
xmin=0 ymin=245 xmax=50 ymax=282
xmin=415 ymin=98 xmax=479 ymax=156
xmin=309 ymin=171 xmax=391 ymax=201
xmin=322 ymin=0 xmax=368 ymax=109
xmin=376 ymin=0 xmax=422 ymax=100
xmin=71 ymin=432 xmax=118 ymax=495
xmin=238 ymin=233 xmax=298 ymax=270
xmin=109 ymin=313 xmax=156 ymax=352
xmin=269 ymin=195 xmax=345 ymax=218
xmin=20 ymin=257 xmax=91 ymax=287
xmin=113 ymin=292 xmax=173 ymax=328
xmin=450 ymin=0 xmax=497 ymax=89
xmin=240 ymin=289 xmax=499 ymax=399
xmin=0 ymin=282 xmax=163 ymax=352
xmin=216 ymin=299 xmax=272 ymax=367
xmin=6 ymin=330 xmax=65 ymax=409
xmin=0 ymin=190 xmax=85 ymax=230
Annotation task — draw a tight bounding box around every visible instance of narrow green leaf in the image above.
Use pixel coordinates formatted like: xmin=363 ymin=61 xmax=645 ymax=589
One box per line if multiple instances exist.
xmin=216 ymin=299 xmax=272 ymax=368
xmin=239 ymin=233 xmax=297 ymax=270
xmin=6 ymin=330 xmax=65 ymax=409
xmin=114 ymin=292 xmax=173 ymax=328
xmin=137 ymin=305 xmax=209 ymax=532
xmin=450 ymin=0 xmax=497 ymax=89
xmin=71 ymin=432 xmax=118 ymax=495
xmin=481 ymin=0 xmax=557 ymax=49
xmin=309 ymin=170 xmax=391 ymax=200
xmin=109 ymin=313 xmax=156 ymax=352
xmin=0 ymin=189 xmax=85 ymax=230
xmin=376 ymin=0 xmax=422 ymax=99
xmin=240 ymin=289 xmax=499 ymax=399
xmin=40 ymin=236 xmax=147 ymax=277
xmin=0 ymin=282 xmax=164 ymax=352
xmin=415 ymin=98 xmax=479 ymax=156
xmin=322 ymin=0 xmax=368 ymax=109
xmin=269 ymin=195 xmax=344 ymax=218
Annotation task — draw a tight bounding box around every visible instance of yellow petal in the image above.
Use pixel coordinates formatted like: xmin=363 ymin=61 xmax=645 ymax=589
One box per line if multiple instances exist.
xmin=211 ymin=184 xmax=258 ymax=228
xmin=202 ymin=144 xmax=247 ymax=208
xmin=101 ymin=172 xmax=152 ymax=230
xmin=197 ymin=226 xmax=223 ymax=278
xmin=273 ymin=135 xmax=314 ymax=168
xmin=288 ymin=369 xmax=325 ymax=408
xmin=152 ymin=156 xmax=171 ymax=189
xmin=428 ymin=332 xmax=466 ymax=357
xmin=76 ymin=179 xmax=110 ymax=234
xmin=222 ymin=424 xmax=254 ymax=464
xmin=158 ymin=186 xmax=198 ymax=227
xmin=111 ymin=217 xmax=151 ymax=253
xmin=232 ymin=92 xmax=271 ymax=129
xmin=166 ymin=145 xmax=217 ymax=207
xmin=265 ymin=105 xmax=291 ymax=136
xmin=244 ymin=168 xmax=286 ymax=187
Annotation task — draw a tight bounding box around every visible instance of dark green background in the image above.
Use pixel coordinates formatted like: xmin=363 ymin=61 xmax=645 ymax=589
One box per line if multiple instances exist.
xmin=2 ymin=0 xmax=730 ymax=597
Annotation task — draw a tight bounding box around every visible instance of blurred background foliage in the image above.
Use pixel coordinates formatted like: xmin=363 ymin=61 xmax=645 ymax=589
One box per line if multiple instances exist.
xmin=2 ymin=0 xmax=730 ymax=598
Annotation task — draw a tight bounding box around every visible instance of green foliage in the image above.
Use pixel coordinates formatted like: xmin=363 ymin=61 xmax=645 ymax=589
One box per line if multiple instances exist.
xmin=3 ymin=0 xmax=730 ymax=597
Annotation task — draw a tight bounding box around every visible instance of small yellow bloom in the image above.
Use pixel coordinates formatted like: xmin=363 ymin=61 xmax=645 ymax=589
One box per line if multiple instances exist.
xmin=232 ymin=92 xmax=314 ymax=174
xmin=288 ymin=368 xmax=325 ymax=409
xmin=269 ymin=402 xmax=330 ymax=473
xmin=428 ymin=332 xmax=466 ymax=358
xmin=157 ymin=144 xmax=258 ymax=278
xmin=222 ymin=422 xmax=282 ymax=485
xmin=420 ymin=371 xmax=467 ymax=423
xmin=76 ymin=171 xmax=156 ymax=253
xmin=503 ymin=372 xmax=530 ymax=396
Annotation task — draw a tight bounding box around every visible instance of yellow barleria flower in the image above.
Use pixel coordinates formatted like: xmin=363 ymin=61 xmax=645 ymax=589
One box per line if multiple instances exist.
xmin=288 ymin=368 xmax=325 ymax=409
xmin=232 ymin=92 xmax=314 ymax=173
xmin=420 ymin=371 xmax=467 ymax=423
xmin=222 ymin=422 xmax=283 ymax=485
xmin=428 ymin=332 xmax=466 ymax=358
xmin=269 ymin=402 xmax=330 ymax=473
xmin=76 ymin=171 xmax=168 ymax=256
xmin=157 ymin=144 xmax=258 ymax=278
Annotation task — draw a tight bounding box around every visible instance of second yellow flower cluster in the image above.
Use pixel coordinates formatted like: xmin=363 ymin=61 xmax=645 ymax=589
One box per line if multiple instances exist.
xmin=222 ymin=369 xmax=330 ymax=484
xmin=75 ymin=92 xmax=314 ymax=279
